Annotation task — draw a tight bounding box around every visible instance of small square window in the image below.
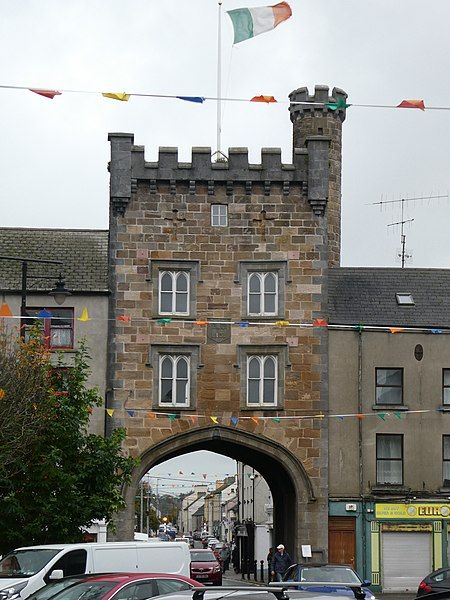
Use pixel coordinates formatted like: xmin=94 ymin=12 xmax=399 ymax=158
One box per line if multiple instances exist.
xmin=22 ymin=307 xmax=74 ymax=349
xmin=375 ymin=368 xmax=403 ymax=405
xmin=211 ymin=204 xmax=228 ymax=227
xmin=396 ymin=293 xmax=414 ymax=306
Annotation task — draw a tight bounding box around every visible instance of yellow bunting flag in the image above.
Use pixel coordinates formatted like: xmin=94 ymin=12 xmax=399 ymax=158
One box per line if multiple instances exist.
xmin=389 ymin=327 xmax=404 ymax=334
xmin=106 ymin=408 xmax=115 ymax=417
xmin=78 ymin=307 xmax=90 ymax=322
xmin=275 ymin=320 xmax=290 ymax=327
xmin=210 ymin=416 xmax=219 ymax=424
xmin=0 ymin=389 xmax=5 ymax=400
xmin=0 ymin=302 xmax=13 ymax=317
xmin=102 ymin=92 xmax=130 ymax=102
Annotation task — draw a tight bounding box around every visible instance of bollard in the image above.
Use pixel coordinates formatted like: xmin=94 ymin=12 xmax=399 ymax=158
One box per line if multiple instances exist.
xmin=247 ymin=559 xmax=251 ymax=580
xmin=260 ymin=560 xmax=264 ymax=582
xmin=241 ymin=558 xmax=245 ymax=580
xmin=267 ymin=562 xmax=271 ymax=583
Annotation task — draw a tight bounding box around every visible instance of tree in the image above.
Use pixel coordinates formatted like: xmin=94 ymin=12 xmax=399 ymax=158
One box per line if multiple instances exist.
xmin=0 ymin=323 xmax=137 ymax=554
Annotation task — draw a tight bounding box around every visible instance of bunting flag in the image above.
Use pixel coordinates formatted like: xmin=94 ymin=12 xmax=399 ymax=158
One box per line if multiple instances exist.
xmin=195 ymin=320 xmax=208 ymax=326
xmin=337 ymin=415 xmax=345 ymax=421
xmin=117 ymin=315 xmax=131 ymax=322
xmin=326 ymin=98 xmax=351 ymax=111
xmin=0 ymin=389 xmax=5 ymax=400
xmin=178 ymin=470 xmax=184 ymax=475
xmin=313 ymin=318 xmax=328 ymax=327
xmin=78 ymin=307 xmax=90 ymax=322
xmin=354 ymin=324 xmax=365 ymax=332
xmin=251 ymin=95 xmax=277 ymax=103
xmin=210 ymin=416 xmax=219 ymax=424
xmin=127 ymin=410 xmax=136 ymax=417
xmin=177 ymin=96 xmax=205 ymax=104
xmin=272 ymin=417 xmax=281 ymax=423
xmin=389 ymin=327 xmax=404 ymax=334
xmin=102 ymin=92 xmax=130 ymax=102
xmin=356 ymin=414 xmax=364 ymax=421
xmin=230 ymin=416 xmax=239 ymax=427
xmin=29 ymin=88 xmax=61 ymax=99
xmin=377 ymin=413 xmax=387 ymax=421
xmin=275 ymin=320 xmax=290 ymax=327
xmin=227 ymin=2 xmax=292 ymax=44
xmin=157 ymin=318 xmax=172 ymax=325
xmin=236 ymin=321 xmax=249 ymax=327
xmin=394 ymin=411 xmax=403 ymax=419
xmin=397 ymin=99 xmax=425 ymax=111
xmin=106 ymin=408 xmax=115 ymax=417
xmin=431 ymin=329 xmax=443 ymax=334
xmin=203 ymin=474 xmax=207 ymax=479
xmin=37 ymin=309 xmax=52 ymax=318
xmin=0 ymin=303 xmax=13 ymax=317
xmin=251 ymin=416 xmax=259 ymax=424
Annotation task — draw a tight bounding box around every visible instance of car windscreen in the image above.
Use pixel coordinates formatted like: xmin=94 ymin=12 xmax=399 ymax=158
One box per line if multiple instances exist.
xmin=43 ymin=582 xmax=116 ymax=600
xmin=28 ymin=578 xmax=89 ymax=600
xmin=292 ymin=566 xmax=362 ymax=584
xmin=0 ymin=550 xmax=61 ymax=579
xmin=190 ymin=552 xmax=216 ymax=562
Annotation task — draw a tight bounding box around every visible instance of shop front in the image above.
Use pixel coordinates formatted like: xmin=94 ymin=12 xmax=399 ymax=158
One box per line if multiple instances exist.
xmin=371 ymin=503 xmax=449 ymax=593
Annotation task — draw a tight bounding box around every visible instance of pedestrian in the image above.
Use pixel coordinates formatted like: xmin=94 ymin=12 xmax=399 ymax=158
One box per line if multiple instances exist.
xmin=266 ymin=547 xmax=274 ymax=582
xmin=220 ymin=544 xmax=231 ymax=574
xmin=231 ymin=542 xmax=240 ymax=573
xmin=271 ymin=544 xmax=292 ymax=582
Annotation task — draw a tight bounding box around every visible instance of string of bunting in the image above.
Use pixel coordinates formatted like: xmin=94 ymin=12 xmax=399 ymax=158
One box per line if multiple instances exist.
xmin=0 ymin=84 xmax=448 ymax=112
xmin=0 ymin=303 xmax=447 ymax=335
xmin=106 ymin=407 xmax=444 ymax=423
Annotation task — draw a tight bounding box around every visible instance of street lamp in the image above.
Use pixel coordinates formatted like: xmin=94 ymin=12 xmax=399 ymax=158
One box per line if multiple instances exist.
xmin=0 ymin=255 xmax=71 ymax=313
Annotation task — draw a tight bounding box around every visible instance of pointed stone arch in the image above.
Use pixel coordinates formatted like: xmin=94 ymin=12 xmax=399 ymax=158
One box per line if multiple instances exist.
xmin=115 ymin=426 xmax=318 ymax=559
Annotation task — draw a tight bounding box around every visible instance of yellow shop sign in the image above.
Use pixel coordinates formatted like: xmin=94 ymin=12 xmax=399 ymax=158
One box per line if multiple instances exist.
xmin=376 ymin=503 xmax=450 ymax=519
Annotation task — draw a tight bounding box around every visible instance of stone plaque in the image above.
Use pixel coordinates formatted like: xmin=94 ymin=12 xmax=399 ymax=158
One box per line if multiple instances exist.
xmin=207 ymin=323 xmax=231 ymax=344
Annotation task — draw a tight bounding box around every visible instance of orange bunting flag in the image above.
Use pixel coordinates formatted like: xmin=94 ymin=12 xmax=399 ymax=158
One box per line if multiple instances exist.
xmin=195 ymin=320 xmax=208 ymax=326
xmin=251 ymin=416 xmax=259 ymax=424
xmin=0 ymin=389 xmax=5 ymax=400
xmin=251 ymin=95 xmax=277 ymax=103
xmin=117 ymin=315 xmax=131 ymax=322
xmin=102 ymin=92 xmax=130 ymax=102
xmin=29 ymin=89 xmax=62 ymax=99
xmin=356 ymin=414 xmax=365 ymax=420
xmin=147 ymin=411 xmax=157 ymax=419
xmin=0 ymin=302 xmax=13 ymax=317
xmin=106 ymin=408 xmax=115 ymax=417
xmin=78 ymin=307 xmax=90 ymax=322
xmin=210 ymin=416 xmax=219 ymax=424
xmin=313 ymin=318 xmax=328 ymax=327
xmin=389 ymin=327 xmax=404 ymax=334
xmin=397 ymin=99 xmax=425 ymax=111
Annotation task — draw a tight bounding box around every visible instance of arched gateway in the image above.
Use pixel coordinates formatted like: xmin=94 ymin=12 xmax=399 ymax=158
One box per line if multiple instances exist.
xmin=116 ymin=425 xmax=316 ymax=558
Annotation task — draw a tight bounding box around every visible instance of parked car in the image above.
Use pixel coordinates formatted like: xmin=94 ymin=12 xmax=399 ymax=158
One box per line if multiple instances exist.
xmin=189 ymin=550 xmax=222 ymax=586
xmin=0 ymin=542 xmax=191 ymax=600
xmin=282 ymin=564 xmax=376 ymax=600
xmin=23 ymin=573 xmax=202 ymax=600
xmin=418 ymin=567 xmax=450 ymax=596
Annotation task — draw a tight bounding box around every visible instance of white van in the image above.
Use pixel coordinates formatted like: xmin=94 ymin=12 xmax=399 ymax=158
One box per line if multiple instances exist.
xmin=0 ymin=541 xmax=191 ymax=600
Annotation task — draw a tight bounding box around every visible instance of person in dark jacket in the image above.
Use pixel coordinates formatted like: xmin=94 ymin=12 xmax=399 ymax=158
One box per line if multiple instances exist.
xmin=271 ymin=544 xmax=292 ymax=582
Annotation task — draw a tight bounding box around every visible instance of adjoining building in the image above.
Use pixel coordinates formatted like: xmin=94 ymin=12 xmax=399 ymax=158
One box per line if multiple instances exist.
xmin=328 ymin=267 xmax=450 ymax=594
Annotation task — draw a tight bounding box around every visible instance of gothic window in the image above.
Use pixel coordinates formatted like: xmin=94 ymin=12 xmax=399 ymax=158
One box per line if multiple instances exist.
xmin=247 ymin=355 xmax=277 ymax=407
xmin=159 ymin=271 xmax=189 ymax=315
xmin=159 ymin=355 xmax=190 ymax=407
xmin=248 ymin=272 xmax=278 ymax=316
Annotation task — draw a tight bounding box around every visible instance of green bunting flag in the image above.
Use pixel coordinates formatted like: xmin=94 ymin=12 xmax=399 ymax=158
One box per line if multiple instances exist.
xmin=167 ymin=413 xmax=177 ymax=421
xmin=326 ymin=97 xmax=351 ymax=111
xmin=394 ymin=411 xmax=403 ymax=420
xmin=377 ymin=413 xmax=387 ymax=421
xmin=157 ymin=318 xmax=172 ymax=325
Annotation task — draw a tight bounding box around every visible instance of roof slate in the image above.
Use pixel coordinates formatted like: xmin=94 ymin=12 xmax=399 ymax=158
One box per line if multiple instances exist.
xmin=0 ymin=228 xmax=109 ymax=293
xmin=329 ymin=267 xmax=450 ymax=328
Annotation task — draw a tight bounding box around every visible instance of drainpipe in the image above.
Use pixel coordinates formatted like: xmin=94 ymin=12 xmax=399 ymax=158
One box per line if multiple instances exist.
xmin=358 ymin=330 xmax=367 ymax=578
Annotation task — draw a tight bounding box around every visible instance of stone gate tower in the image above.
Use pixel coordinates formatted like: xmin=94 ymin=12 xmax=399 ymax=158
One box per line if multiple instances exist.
xmin=107 ymin=85 xmax=347 ymax=558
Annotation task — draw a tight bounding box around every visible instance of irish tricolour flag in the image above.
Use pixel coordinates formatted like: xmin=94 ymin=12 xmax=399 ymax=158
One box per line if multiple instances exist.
xmin=227 ymin=2 xmax=292 ymax=44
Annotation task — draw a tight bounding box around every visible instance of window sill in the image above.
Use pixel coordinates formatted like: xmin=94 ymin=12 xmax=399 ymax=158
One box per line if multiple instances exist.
xmin=243 ymin=315 xmax=285 ymax=322
xmin=437 ymin=405 xmax=450 ymax=413
xmin=153 ymin=407 xmax=194 ymax=413
xmin=371 ymin=485 xmax=409 ymax=495
xmin=372 ymin=404 xmax=409 ymax=411
xmin=240 ymin=406 xmax=283 ymax=412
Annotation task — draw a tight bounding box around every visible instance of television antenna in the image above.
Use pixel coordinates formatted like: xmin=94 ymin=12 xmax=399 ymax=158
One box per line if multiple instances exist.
xmin=367 ymin=194 xmax=449 ymax=268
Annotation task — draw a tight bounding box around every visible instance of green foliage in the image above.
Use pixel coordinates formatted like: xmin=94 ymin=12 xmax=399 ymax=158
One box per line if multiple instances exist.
xmin=0 ymin=324 xmax=137 ymax=554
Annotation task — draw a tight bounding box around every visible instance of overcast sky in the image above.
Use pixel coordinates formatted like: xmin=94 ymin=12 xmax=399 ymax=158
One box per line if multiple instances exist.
xmin=1 ymin=1 xmax=449 ymax=268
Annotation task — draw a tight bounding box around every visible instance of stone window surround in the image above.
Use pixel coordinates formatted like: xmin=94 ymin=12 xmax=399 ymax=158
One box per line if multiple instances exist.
xmin=149 ymin=259 xmax=201 ymax=319
xmin=211 ymin=203 xmax=228 ymax=227
xmin=236 ymin=344 xmax=290 ymax=411
xmin=148 ymin=343 xmax=201 ymax=411
xmin=235 ymin=260 xmax=290 ymax=321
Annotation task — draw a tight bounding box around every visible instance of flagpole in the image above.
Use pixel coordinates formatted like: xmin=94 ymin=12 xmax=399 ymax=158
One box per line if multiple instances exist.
xmin=216 ymin=0 xmax=223 ymax=159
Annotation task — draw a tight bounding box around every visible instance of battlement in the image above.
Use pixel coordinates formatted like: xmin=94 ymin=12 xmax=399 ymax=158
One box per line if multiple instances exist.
xmin=289 ymin=85 xmax=348 ymax=123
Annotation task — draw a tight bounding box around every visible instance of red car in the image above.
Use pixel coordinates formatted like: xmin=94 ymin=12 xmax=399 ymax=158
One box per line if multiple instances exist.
xmin=189 ymin=550 xmax=222 ymax=586
xmin=30 ymin=573 xmax=203 ymax=600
